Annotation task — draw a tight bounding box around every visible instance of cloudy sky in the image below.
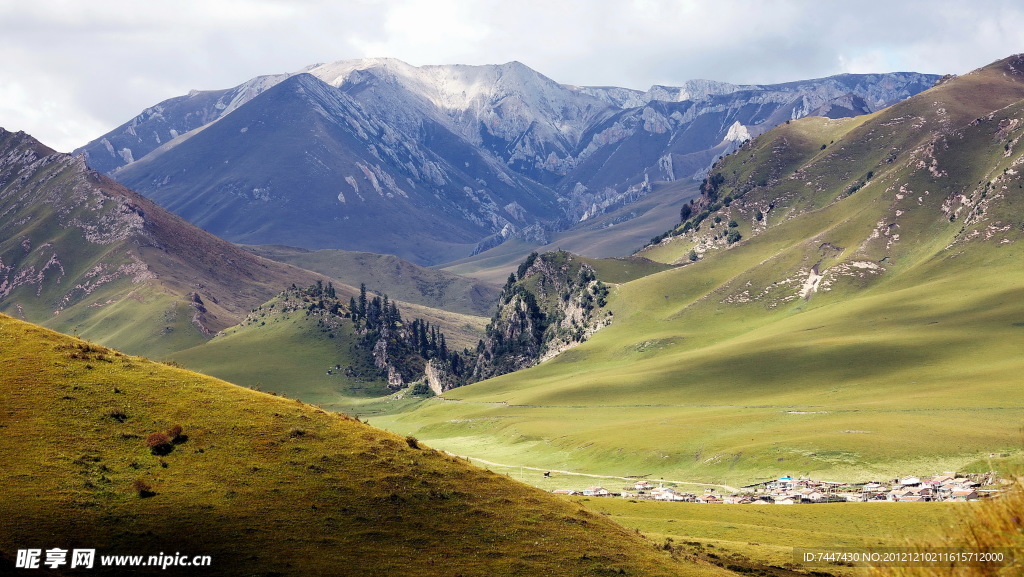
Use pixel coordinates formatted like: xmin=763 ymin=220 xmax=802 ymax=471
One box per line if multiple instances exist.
xmin=2 ymin=0 xmax=1022 ymax=152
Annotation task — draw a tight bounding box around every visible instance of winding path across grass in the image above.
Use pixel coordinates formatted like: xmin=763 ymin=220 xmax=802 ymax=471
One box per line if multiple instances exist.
xmin=451 ymin=453 xmax=741 ymax=493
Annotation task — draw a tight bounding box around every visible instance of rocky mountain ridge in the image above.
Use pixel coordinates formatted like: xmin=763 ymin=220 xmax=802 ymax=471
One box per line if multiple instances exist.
xmin=77 ymin=59 xmax=940 ymax=264
xmin=0 ymin=127 xmax=328 ymax=357
xmin=640 ymin=54 xmax=1024 ymax=300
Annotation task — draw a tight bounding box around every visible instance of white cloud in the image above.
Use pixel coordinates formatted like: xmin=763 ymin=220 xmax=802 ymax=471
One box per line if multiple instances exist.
xmin=0 ymin=80 xmax=107 ymax=153
xmin=351 ymin=0 xmax=491 ymax=64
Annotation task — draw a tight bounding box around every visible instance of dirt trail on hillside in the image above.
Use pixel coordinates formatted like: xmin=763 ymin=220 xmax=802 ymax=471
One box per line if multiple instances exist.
xmin=452 ymin=453 xmax=740 ymax=493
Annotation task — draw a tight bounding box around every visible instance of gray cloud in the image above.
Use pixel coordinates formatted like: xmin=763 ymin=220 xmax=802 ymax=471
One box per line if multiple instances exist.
xmin=2 ymin=0 xmax=1021 ymax=152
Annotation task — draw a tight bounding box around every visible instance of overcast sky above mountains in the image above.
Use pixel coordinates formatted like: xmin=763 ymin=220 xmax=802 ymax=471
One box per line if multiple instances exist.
xmin=2 ymin=0 xmax=1022 ymax=152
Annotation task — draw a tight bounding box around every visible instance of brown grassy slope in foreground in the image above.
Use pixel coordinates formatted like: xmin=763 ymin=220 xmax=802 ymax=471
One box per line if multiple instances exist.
xmin=0 ymin=313 xmax=725 ymax=577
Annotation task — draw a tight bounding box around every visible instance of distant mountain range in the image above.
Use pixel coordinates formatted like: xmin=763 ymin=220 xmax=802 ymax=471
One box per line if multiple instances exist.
xmin=76 ymin=59 xmax=939 ymax=264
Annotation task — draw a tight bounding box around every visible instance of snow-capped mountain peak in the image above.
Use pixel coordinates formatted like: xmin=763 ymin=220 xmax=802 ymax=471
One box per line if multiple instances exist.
xmin=76 ymin=59 xmax=941 ymax=263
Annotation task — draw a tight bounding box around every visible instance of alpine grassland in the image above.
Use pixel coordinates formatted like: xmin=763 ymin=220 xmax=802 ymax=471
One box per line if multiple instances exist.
xmin=370 ymin=56 xmax=1024 ymax=486
xmin=0 ymin=313 xmax=728 ymax=576
xmin=578 ymin=497 xmax=967 ymax=577
xmin=167 ymin=284 xmax=488 ymax=413
xmin=168 ymin=300 xmax=395 ymax=411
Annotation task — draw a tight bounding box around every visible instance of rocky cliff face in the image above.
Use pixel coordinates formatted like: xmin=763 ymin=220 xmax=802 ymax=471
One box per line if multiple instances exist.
xmin=77 ymin=59 xmax=940 ymax=263
xmin=472 ymin=251 xmax=610 ymax=381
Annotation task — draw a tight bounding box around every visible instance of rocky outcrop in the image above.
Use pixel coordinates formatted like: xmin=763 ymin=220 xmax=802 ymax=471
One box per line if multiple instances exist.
xmin=0 ymin=130 xmax=154 ymax=314
xmin=472 ymin=251 xmax=610 ymax=381
xmin=424 ymin=358 xmax=459 ymax=395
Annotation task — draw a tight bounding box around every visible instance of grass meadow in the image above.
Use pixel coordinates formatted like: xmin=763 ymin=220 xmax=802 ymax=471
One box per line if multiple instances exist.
xmin=0 ymin=313 xmax=722 ymax=576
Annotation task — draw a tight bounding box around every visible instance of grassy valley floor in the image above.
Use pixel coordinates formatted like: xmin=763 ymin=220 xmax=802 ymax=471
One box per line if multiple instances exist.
xmin=364 ymin=237 xmax=1024 ymax=487
xmin=570 ymin=498 xmax=967 ymax=577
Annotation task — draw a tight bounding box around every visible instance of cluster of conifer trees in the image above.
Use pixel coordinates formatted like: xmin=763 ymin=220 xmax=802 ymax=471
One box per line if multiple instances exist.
xmin=327 ymin=283 xmax=470 ymax=386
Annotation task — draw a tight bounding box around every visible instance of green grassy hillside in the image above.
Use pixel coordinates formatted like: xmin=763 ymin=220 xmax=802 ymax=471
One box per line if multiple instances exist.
xmin=0 ymin=128 xmax=327 ymax=358
xmin=370 ymin=56 xmax=1024 ymax=486
xmin=0 ymin=313 xmax=725 ymax=577
xmin=439 ymin=180 xmax=698 ymax=283
xmin=244 ymin=245 xmax=502 ymax=317
xmin=167 ymin=284 xmax=488 ymax=412
xmin=169 ymin=298 xmax=392 ymax=412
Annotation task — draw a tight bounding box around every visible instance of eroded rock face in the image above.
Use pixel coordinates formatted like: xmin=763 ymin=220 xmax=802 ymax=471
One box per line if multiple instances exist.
xmin=472 ymin=251 xmax=610 ymax=381
xmin=0 ymin=130 xmax=153 ymax=313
